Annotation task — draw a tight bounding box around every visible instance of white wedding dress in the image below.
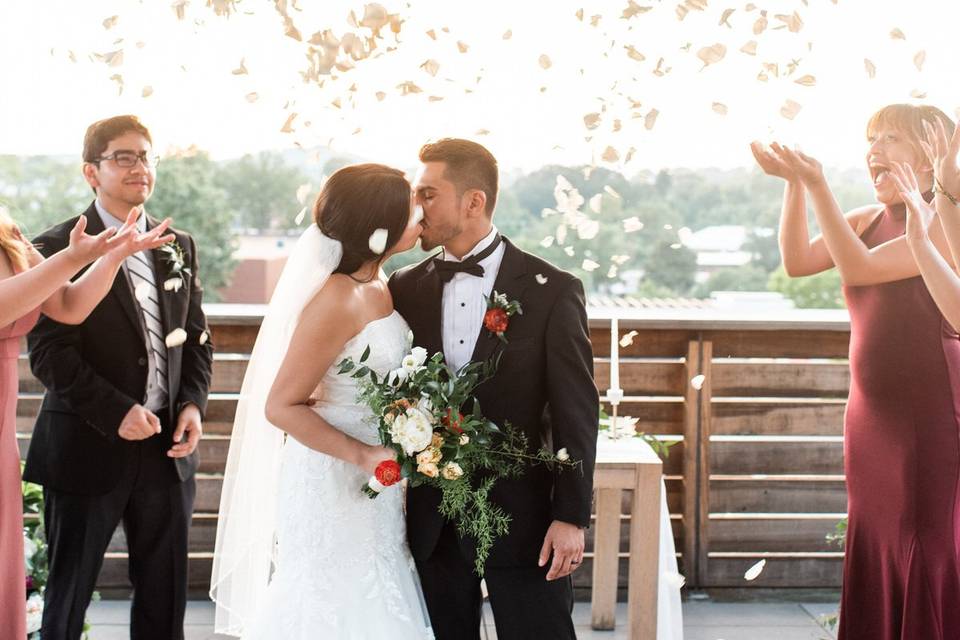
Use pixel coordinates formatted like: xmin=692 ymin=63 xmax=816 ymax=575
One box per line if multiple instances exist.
xmin=243 ymin=310 xmax=434 ymax=639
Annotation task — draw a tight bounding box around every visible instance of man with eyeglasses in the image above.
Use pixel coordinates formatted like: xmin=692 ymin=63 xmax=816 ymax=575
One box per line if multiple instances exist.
xmin=24 ymin=115 xmax=213 ymax=640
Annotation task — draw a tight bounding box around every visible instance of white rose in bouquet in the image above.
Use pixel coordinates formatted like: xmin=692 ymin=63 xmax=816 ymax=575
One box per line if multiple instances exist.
xmin=390 ymin=407 xmax=433 ymax=455
xmin=401 ymin=346 xmax=429 ymax=375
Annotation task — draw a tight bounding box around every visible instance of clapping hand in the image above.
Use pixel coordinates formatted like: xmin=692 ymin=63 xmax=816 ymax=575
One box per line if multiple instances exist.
xmin=106 ymin=208 xmax=175 ymax=261
xmin=921 ymin=117 xmax=960 ymax=201
xmin=889 ymin=161 xmax=937 ymax=243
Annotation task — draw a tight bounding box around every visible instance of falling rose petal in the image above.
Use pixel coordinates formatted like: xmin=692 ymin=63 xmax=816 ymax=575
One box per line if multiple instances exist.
xmin=601 ymin=146 xmax=620 ymax=162
xmin=644 ymin=108 xmax=659 ymax=130
xmin=457 ymin=41 xmax=469 ymax=53
xmin=134 ymin=281 xmax=151 ymax=302
xmin=540 ymin=236 xmax=555 ymax=248
xmin=245 ymin=92 xmax=259 ymax=103
xmin=621 ymin=0 xmax=653 ymax=19
xmin=368 ymin=228 xmax=389 ymax=255
xmin=793 ymin=74 xmax=816 ymax=87
xmin=110 ymin=74 xmax=124 ymax=95
xmin=564 ymin=246 xmax=576 ymax=257
xmin=576 ymin=8 xmax=584 ymax=20
xmin=590 ymin=14 xmax=601 ymax=26
xmin=535 ymin=274 xmax=549 ymax=285
xmin=582 ymin=259 xmax=600 ymax=272
xmin=712 ymin=102 xmax=728 ymax=115
xmin=911 ymin=89 xmax=927 ymax=99
xmin=397 ymin=81 xmax=422 ymax=95
xmin=697 ymin=43 xmax=727 ymax=69
xmin=103 ymin=15 xmax=119 ymax=30
xmin=744 ymin=559 xmax=766 ymax=581
xmin=376 ymin=91 xmax=386 ymax=101
xmin=780 ymin=99 xmax=802 ymax=120
xmin=670 ymin=242 xmax=682 ymax=249
xmin=164 ymin=277 xmax=183 ymax=292
xmin=753 ymin=14 xmax=768 ymax=35
xmin=475 ymin=128 xmax=490 ymax=136
xmin=280 ymin=113 xmax=298 ymax=133
xmin=589 ymin=193 xmax=603 ymax=214
xmin=690 ymin=374 xmax=706 ymax=390
xmin=890 ymin=28 xmax=906 ymax=40
xmin=620 ymin=330 xmax=639 ymax=347
xmin=199 ymin=330 xmax=209 ymax=345
xmin=740 ymin=40 xmax=758 ymax=56
xmin=719 ymin=8 xmax=735 ymax=27
xmin=607 ymin=265 xmax=618 ymax=278
xmin=584 ymin=113 xmax=602 ymax=130
xmin=420 ymin=59 xmax=440 ymax=76
xmin=624 ymin=45 xmax=645 ymax=61
xmin=231 ymin=58 xmax=248 ymax=75
xmin=914 ymin=50 xmax=926 ymax=72
xmin=676 ymin=5 xmax=689 ymax=21
xmin=428 ymin=96 xmax=444 ymax=102
xmin=538 ymin=54 xmax=552 ymax=70
xmin=294 ymin=206 xmax=307 ymax=225
xmin=623 ymin=217 xmax=644 ymax=232
xmin=142 ymin=86 xmax=154 ymax=98
xmin=95 ymin=49 xmax=124 ymax=67
xmin=165 ymin=328 xmax=188 ymax=348
xmin=604 ymin=186 xmax=621 ymax=199
xmin=774 ymin=12 xmax=803 ymax=32
xmin=425 ymin=29 xmax=436 ymax=40
xmin=577 ymin=220 xmax=600 ymax=240
xmin=862 ymin=58 xmax=876 ymax=78
xmin=503 ymin=29 xmax=512 ymax=39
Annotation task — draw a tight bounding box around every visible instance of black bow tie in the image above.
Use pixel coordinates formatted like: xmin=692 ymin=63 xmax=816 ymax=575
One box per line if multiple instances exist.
xmin=433 ymin=234 xmax=503 ymax=284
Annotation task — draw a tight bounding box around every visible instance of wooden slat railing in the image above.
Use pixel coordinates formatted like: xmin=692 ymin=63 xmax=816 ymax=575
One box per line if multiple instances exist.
xmin=17 ymin=303 xmax=852 ymax=596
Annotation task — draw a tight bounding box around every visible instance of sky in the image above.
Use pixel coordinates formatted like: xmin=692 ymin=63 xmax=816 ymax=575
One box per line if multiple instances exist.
xmin=1 ymin=0 xmax=958 ymax=173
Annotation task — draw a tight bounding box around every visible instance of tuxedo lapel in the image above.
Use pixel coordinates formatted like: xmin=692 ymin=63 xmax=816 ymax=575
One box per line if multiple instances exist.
xmin=470 ymin=238 xmax=528 ymax=365
xmin=82 ymin=206 xmax=145 ymax=340
xmin=414 ymin=260 xmax=444 ymax=358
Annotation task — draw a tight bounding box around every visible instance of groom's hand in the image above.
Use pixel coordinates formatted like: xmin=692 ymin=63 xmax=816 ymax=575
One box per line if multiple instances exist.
xmin=168 ymin=403 xmax=202 ymax=458
xmin=118 ymin=404 xmax=162 ymax=441
xmin=539 ymin=520 xmax=585 ymax=581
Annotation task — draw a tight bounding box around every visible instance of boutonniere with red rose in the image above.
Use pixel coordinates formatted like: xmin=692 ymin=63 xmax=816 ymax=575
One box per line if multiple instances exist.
xmin=484 ymin=291 xmax=522 ymax=343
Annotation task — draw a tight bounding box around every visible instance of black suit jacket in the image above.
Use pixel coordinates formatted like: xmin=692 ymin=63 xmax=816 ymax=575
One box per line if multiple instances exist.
xmin=23 ymin=202 xmax=214 ymax=494
xmin=389 ymin=237 xmax=598 ymax=568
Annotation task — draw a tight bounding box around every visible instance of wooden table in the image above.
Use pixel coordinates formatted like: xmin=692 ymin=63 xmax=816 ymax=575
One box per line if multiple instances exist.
xmin=591 ymin=433 xmax=663 ymax=637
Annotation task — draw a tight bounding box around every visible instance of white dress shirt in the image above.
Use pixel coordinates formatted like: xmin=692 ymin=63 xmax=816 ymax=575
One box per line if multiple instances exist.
xmin=441 ymin=226 xmax=505 ymax=372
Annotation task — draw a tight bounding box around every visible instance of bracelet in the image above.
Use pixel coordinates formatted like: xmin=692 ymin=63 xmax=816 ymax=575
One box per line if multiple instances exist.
xmin=935 ymin=177 xmax=960 ymax=207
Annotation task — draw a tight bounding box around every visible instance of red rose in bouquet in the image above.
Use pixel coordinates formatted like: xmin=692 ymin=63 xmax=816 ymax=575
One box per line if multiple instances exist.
xmin=442 ymin=408 xmax=466 ymax=434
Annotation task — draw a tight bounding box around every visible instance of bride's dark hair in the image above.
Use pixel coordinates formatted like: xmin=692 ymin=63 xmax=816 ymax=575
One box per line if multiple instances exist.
xmin=313 ymin=163 xmax=411 ymax=278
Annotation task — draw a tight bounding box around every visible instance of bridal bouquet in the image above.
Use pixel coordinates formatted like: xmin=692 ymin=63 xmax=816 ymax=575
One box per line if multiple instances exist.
xmin=337 ymin=345 xmax=577 ymax=573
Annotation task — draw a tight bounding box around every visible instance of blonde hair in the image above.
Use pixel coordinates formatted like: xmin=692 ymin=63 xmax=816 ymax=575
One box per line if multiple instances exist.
xmin=0 ymin=207 xmax=30 ymax=272
xmin=866 ymin=104 xmax=957 ymax=159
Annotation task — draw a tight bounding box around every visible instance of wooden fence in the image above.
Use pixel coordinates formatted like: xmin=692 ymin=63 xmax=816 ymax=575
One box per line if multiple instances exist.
xmin=16 ymin=303 xmax=852 ymax=596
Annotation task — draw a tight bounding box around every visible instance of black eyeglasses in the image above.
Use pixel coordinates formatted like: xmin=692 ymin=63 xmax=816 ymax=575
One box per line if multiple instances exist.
xmin=97 ymin=150 xmax=160 ymax=168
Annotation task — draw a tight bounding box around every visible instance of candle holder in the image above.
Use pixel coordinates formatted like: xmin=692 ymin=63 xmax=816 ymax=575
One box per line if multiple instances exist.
xmin=607 ymin=387 xmax=625 ymax=439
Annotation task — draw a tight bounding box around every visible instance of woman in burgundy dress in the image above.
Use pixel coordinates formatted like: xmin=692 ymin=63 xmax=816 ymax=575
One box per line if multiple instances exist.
xmin=0 ymin=207 xmax=171 ymax=638
xmin=752 ymin=104 xmax=960 ymax=639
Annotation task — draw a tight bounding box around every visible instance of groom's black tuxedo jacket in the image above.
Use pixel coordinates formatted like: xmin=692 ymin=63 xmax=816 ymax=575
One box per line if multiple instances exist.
xmin=389 ymin=236 xmax=598 ymax=568
xmin=23 ymin=202 xmax=213 ymax=495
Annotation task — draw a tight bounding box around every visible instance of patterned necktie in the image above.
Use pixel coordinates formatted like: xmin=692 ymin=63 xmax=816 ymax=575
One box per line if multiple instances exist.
xmin=433 ymin=234 xmax=503 ymax=284
xmin=125 ymin=247 xmax=168 ymax=395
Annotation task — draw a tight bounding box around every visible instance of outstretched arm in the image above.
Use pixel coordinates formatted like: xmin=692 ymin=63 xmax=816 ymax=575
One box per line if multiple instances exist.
xmin=774 ymin=144 xmax=952 ymax=286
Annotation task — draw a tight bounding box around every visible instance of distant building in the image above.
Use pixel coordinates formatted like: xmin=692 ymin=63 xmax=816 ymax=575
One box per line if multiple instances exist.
xmin=217 ymin=233 xmax=297 ymax=303
xmin=680 ymin=225 xmax=772 ymax=283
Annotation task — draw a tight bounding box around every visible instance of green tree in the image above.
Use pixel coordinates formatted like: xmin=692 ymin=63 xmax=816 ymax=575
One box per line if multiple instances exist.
xmin=151 ymin=153 xmax=238 ymax=301
xmin=767 ymin=266 xmax=845 ymax=309
xmin=644 ymin=240 xmax=697 ymax=295
xmin=693 ymin=265 xmax=770 ymax=298
xmin=216 ymin=151 xmax=310 ymax=230
xmin=0 ymin=155 xmax=90 ymax=237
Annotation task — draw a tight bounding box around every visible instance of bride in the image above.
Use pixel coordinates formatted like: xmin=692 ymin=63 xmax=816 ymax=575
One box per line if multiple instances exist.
xmin=210 ymin=164 xmax=433 ymax=639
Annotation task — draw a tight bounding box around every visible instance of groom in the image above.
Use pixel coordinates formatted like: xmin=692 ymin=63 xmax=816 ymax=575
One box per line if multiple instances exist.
xmin=389 ymin=138 xmax=598 ymax=639
xmin=24 ymin=115 xmax=213 ymax=640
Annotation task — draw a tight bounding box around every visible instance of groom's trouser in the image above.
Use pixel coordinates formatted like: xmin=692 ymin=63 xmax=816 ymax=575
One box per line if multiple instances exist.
xmin=416 ymin=522 xmax=576 ymax=640
xmin=40 ymin=411 xmax=196 ymax=640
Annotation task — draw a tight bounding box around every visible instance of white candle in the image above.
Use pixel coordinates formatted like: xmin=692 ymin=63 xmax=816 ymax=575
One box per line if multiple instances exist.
xmin=609 ymin=316 xmax=620 ymax=392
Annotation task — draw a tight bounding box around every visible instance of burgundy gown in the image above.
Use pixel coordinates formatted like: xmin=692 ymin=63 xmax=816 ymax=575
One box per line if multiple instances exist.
xmin=840 ymin=202 xmax=960 ymax=639
xmin=0 ymin=303 xmax=39 ymax=640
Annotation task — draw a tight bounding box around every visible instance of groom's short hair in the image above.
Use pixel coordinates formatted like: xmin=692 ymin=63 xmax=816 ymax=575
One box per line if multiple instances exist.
xmin=82 ymin=115 xmax=152 ymax=164
xmin=419 ymin=138 xmax=498 ymax=216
